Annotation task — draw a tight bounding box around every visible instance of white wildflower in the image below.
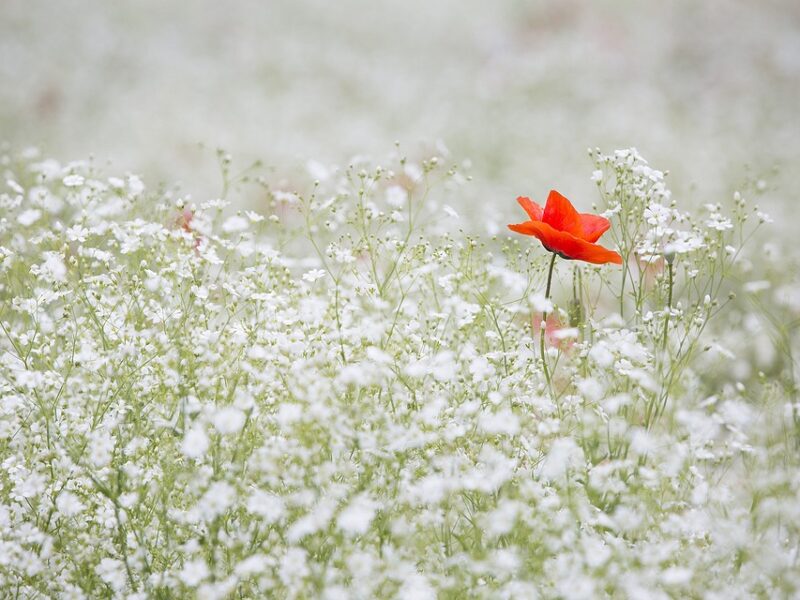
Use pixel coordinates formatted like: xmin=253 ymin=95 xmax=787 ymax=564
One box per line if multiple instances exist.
xmin=337 ymin=494 xmax=377 ymax=536
xmin=539 ymin=438 xmax=584 ymax=482
xmin=479 ymin=408 xmax=519 ymax=436
xmin=56 ymin=491 xmax=85 ymax=517
xmin=302 ymin=269 xmax=327 ymax=282
xmin=179 ymin=559 xmax=209 ymax=587
xmin=198 ymin=481 xmax=236 ymax=520
xmin=63 ymin=174 xmax=85 ymax=187
xmin=386 ymin=185 xmax=408 ymax=208
xmin=96 ymin=558 xmax=127 ymax=593
xmin=181 ymin=426 xmax=210 ymax=459
xmin=247 ymin=490 xmax=286 ymax=524
xmin=222 ymin=215 xmax=249 ymax=233
xmin=17 ymin=209 xmax=42 ymax=226
xmin=443 ymin=204 xmax=459 ymax=219
xmin=127 ymin=174 xmax=145 ymax=196
xmin=40 ymin=252 xmax=67 ymax=282
xmin=212 ymin=406 xmax=246 ymax=435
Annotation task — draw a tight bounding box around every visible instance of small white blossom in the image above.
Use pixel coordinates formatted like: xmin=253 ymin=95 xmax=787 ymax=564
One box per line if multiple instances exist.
xmin=212 ymin=406 xmax=246 ymax=435
xmin=17 ymin=209 xmax=42 ymax=226
xmin=179 ymin=559 xmax=209 ymax=587
xmin=62 ymin=174 xmax=85 ymax=187
xmin=443 ymin=204 xmax=459 ymax=219
xmin=337 ymin=494 xmax=377 ymax=536
xmin=182 ymin=426 xmax=210 ymax=459
xmin=222 ymin=215 xmax=249 ymax=233
xmin=386 ymin=185 xmax=408 ymax=208
xmin=247 ymin=490 xmax=286 ymax=523
xmin=302 ymin=269 xmax=327 ymax=282
xmin=56 ymin=491 xmax=85 ymax=517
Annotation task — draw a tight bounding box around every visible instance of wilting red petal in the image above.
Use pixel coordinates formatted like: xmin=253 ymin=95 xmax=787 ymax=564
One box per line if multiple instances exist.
xmin=531 ymin=312 xmax=577 ymax=351
xmin=578 ymin=213 xmax=611 ymax=243
xmin=508 ymin=220 xmax=622 ymax=265
xmin=178 ymin=208 xmax=194 ymax=233
xmin=542 ymin=190 xmax=584 ymax=239
xmin=517 ymin=196 xmax=544 ymax=221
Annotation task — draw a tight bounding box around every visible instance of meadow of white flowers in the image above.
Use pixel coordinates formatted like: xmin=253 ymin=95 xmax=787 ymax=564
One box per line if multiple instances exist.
xmin=0 ymin=144 xmax=798 ymax=598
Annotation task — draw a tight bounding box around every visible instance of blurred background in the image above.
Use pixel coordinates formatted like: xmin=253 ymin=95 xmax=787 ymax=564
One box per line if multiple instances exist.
xmin=1 ymin=0 xmax=798 ymax=224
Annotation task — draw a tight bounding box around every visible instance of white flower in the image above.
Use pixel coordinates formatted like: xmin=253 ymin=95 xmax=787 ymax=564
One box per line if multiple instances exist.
xmin=705 ymin=213 xmax=733 ymax=231
xmin=96 ymin=558 xmax=127 ymax=592
xmin=538 ymin=438 xmax=584 ymax=482
xmin=302 ymin=269 xmax=327 ymax=282
xmin=273 ymin=190 xmax=298 ymax=204
xmin=589 ymin=343 xmax=614 ymax=368
xmin=62 ymin=174 xmax=84 ymax=187
xmin=246 ymin=490 xmax=286 ymax=524
xmin=6 ymin=179 xmax=24 ymax=194
xmin=469 ymin=355 xmax=494 ymax=382
xmin=306 ymin=160 xmax=331 ymax=181
xmin=89 ymin=430 xmax=114 ymax=467
xmin=119 ymin=492 xmax=139 ymax=509
xmin=40 ymin=252 xmax=67 ymax=282
xmin=127 ymin=174 xmax=145 ymax=196
xmin=398 ymin=574 xmax=435 ymax=600
xmin=528 ymin=293 xmax=554 ymax=314
xmin=222 ymin=215 xmax=249 ymax=233
xmin=479 ymin=408 xmax=519 ymax=436
xmin=235 ymin=554 xmax=270 ymax=578
xmin=337 ymin=495 xmax=377 ymax=536
xmin=16 ymin=471 xmax=46 ymax=499
xmin=56 ymin=491 xmax=85 ymax=517
xmin=743 ymin=280 xmax=770 ymax=294
xmin=443 ymin=205 xmax=459 ymax=219
xmin=181 ymin=426 xmax=210 ymax=459
xmin=279 ymin=548 xmax=310 ymax=586
xmin=212 ymin=406 xmax=246 ymax=435
xmin=17 ymin=209 xmax=42 ymax=226
xmin=275 ymin=403 xmax=303 ymax=426
xmin=403 ymin=163 xmax=422 ymax=182
xmin=386 ymin=185 xmax=408 ymax=208
xmin=245 ymin=210 xmax=265 ymax=222
xmin=179 ymin=559 xmax=209 ymax=587
xmin=198 ymin=481 xmax=236 ymax=520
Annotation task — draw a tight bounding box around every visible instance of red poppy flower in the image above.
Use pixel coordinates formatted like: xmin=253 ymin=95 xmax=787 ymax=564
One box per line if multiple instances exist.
xmin=508 ymin=190 xmax=622 ymax=265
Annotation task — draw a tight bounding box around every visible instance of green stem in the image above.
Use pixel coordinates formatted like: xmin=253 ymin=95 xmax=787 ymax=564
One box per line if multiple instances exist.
xmin=661 ymin=260 xmax=673 ymax=353
xmin=541 ymin=252 xmax=557 ymax=390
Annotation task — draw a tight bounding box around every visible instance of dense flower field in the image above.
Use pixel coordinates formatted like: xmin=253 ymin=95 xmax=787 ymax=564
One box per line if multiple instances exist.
xmin=1 ymin=147 xmax=798 ymax=598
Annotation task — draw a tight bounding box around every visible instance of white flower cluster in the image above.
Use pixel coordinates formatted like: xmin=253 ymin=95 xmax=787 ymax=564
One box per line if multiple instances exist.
xmin=0 ymin=149 xmax=796 ymax=598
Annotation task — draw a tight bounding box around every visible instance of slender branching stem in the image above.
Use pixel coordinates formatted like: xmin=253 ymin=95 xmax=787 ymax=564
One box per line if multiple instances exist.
xmin=541 ymin=252 xmax=557 ymax=390
xmin=661 ymin=260 xmax=674 ymax=353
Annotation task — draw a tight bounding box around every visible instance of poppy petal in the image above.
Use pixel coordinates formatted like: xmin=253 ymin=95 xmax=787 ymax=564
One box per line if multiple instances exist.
xmin=508 ymin=220 xmax=561 ymax=251
xmin=542 ymin=190 xmax=584 ymax=238
xmin=578 ymin=213 xmax=611 ymax=243
xmin=555 ymin=235 xmax=623 ymax=265
xmin=517 ymin=196 xmax=544 ymax=221
xmin=508 ymin=220 xmax=622 ymax=265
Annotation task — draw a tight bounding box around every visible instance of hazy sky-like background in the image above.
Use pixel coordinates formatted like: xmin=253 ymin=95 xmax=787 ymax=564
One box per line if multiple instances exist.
xmin=2 ymin=0 xmax=798 ymax=224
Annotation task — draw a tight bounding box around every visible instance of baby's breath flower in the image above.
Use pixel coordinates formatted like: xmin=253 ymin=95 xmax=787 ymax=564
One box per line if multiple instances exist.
xmin=0 ymin=148 xmax=793 ymax=599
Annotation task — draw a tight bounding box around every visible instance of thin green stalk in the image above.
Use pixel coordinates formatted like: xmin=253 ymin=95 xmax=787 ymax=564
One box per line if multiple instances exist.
xmin=541 ymin=252 xmax=557 ymax=390
xmin=661 ymin=260 xmax=674 ymax=353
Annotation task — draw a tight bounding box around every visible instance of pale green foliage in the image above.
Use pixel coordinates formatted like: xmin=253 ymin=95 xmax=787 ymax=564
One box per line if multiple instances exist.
xmin=0 ymin=148 xmax=797 ymax=598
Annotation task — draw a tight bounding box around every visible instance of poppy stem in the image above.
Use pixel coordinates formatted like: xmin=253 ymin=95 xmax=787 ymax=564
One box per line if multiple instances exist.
xmin=541 ymin=252 xmax=557 ymax=390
